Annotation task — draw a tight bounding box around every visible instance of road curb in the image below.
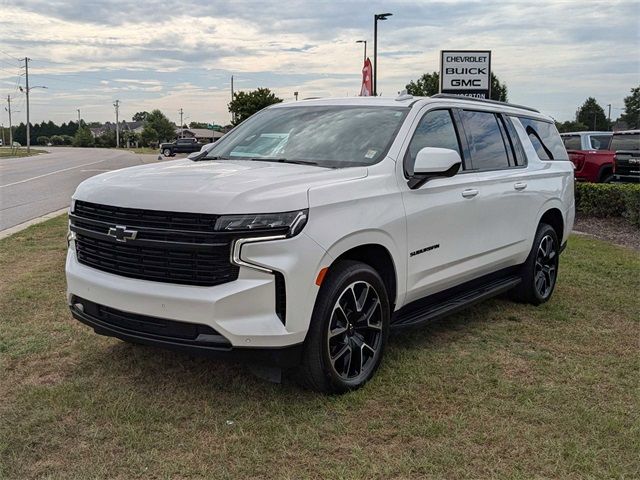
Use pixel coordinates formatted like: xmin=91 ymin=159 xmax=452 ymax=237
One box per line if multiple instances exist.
xmin=0 ymin=207 xmax=68 ymax=240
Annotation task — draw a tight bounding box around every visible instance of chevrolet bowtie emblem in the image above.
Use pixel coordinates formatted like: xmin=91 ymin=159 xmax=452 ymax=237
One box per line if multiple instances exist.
xmin=107 ymin=225 xmax=138 ymax=242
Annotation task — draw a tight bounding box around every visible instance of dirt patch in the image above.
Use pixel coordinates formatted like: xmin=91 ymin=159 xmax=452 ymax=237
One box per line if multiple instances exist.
xmin=574 ymin=215 xmax=639 ymax=251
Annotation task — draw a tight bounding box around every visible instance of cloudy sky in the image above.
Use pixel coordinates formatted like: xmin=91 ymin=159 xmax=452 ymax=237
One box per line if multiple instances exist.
xmin=0 ymin=0 xmax=638 ymax=126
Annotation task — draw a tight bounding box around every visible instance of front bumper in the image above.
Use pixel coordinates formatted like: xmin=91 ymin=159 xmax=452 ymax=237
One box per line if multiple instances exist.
xmin=66 ymin=231 xmax=329 ymax=350
xmin=69 ymin=297 xmax=303 ymax=367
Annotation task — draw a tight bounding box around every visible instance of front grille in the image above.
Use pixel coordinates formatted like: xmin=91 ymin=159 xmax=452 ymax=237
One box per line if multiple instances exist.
xmin=71 ymin=201 xmax=239 ymax=286
xmin=74 ymin=200 xmax=220 ymax=232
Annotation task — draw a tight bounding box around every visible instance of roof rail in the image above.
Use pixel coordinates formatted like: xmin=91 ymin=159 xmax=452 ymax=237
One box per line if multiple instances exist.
xmin=431 ymin=93 xmax=540 ymax=113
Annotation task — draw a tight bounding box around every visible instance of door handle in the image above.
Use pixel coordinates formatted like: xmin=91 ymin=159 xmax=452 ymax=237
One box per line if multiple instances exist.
xmin=514 ymin=182 xmax=527 ymax=191
xmin=461 ymin=188 xmax=479 ymax=198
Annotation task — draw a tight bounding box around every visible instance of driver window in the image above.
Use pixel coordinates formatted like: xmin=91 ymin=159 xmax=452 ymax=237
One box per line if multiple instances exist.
xmin=405 ymin=109 xmax=461 ymax=175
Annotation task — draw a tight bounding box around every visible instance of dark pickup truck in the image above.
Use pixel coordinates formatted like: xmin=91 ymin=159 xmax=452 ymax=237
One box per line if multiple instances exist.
xmin=160 ymin=138 xmax=204 ymax=157
xmin=611 ymin=130 xmax=640 ymax=183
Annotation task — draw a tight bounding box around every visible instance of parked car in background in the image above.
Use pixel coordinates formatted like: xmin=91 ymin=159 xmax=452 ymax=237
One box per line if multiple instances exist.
xmin=66 ymin=94 xmax=574 ymax=393
xmin=611 ymin=130 xmax=640 ymax=183
xmin=159 ymin=137 xmax=204 ymax=157
xmin=561 ymin=131 xmax=614 ymax=183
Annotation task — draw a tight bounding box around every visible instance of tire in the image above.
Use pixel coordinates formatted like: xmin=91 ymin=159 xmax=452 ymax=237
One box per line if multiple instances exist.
xmin=162 ymin=148 xmax=172 ymax=157
xmin=600 ymin=173 xmax=614 ymax=183
xmin=295 ymin=260 xmax=390 ymax=394
xmin=511 ymin=223 xmax=560 ymax=305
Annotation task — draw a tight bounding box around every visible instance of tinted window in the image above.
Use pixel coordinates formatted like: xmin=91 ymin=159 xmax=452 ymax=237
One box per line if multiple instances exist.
xmin=503 ymin=116 xmax=526 ymax=166
xmin=519 ymin=118 xmax=568 ymax=160
xmin=590 ymin=135 xmax=611 ymax=150
xmin=459 ymin=110 xmax=511 ymax=170
xmin=610 ymin=133 xmax=640 ymax=151
xmin=206 ymin=106 xmax=408 ymax=168
xmin=562 ymin=135 xmax=582 ymax=151
xmin=405 ymin=110 xmax=461 ymax=174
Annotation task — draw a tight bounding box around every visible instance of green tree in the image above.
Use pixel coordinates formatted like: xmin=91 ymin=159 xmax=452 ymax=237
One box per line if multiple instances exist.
xmin=405 ymin=71 xmax=508 ymax=102
xmin=555 ymin=120 xmax=589 ymax=133
xmin=141 ymin=126 xmax=159 ymax=147
xmin=142 ymin=109 xmax=176 ymax=143
xmin=577 ymin=97 xmax=609 ymax=131
xmin=73 ymin=126 xmax=95 ymax=147
xmin=189 ymin=121 xmax=209 ymax=129
xmin=619 ymin=85 xmax=640 ymax=129
xmin=95 ymin=130 xmax=116 ymax=148
xmin=36 ymin=136 xmax=49 ymax=146
xmin=132 ymin=111 xmax=150 ymax=122
xmin=229 ymin=88 xmax=283 ymax=125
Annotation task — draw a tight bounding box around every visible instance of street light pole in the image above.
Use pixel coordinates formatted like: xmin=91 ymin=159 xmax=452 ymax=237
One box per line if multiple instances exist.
xmin=356 ymin=40 xmax=367 ymax=64
xmin=24 ymin=57 xmax=30 ymax=152
xmin=373 ymin=13 xmax=392 ymax=96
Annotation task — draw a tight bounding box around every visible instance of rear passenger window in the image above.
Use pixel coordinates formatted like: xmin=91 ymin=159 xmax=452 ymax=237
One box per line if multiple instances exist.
xmin=405 ymin=109 xmax=461 ymax=175
xmin=519 ymin=118 xmax=568 ymax=160
xmin=459 ymin=110 xmax=511 ymax=170
xmin=590 ymin=135 xmax=611 ymax=150
xmin=562 ymin=135 xmax=582 ymax=151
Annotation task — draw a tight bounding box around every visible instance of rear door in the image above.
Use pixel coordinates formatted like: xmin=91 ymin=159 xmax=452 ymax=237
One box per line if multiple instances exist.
xmin=455 ymin=109 xmax=533 ymax=269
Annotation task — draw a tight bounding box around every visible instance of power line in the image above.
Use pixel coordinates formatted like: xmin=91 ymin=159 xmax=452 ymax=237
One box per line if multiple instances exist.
xmin=0 ymin=49 xmax=21 ymax=63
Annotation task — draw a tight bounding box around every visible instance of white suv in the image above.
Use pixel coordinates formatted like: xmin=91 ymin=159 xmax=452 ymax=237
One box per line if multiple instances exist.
xmin=66 ymin=94 xmax=574 ymax=393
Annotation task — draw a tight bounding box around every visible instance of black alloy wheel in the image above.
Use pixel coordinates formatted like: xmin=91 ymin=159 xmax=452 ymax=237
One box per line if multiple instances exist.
xmin=327 ymin=281 xmax=383 ymax=382
xmin=534 ymin=233 xmax=558 ymax=299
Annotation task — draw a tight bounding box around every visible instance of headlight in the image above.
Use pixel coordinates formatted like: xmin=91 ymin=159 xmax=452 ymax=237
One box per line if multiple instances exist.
xmin=214 ymin=209 xmax=308 ymax=237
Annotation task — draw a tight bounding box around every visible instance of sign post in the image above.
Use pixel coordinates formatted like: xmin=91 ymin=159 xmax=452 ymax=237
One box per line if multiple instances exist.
xmin=440 ymin=50 xmax=491 ymax=99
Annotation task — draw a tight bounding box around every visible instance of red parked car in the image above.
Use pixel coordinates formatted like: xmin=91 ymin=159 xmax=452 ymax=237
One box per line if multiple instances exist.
xmin=561 ymin=131 xmax=614 ymax=183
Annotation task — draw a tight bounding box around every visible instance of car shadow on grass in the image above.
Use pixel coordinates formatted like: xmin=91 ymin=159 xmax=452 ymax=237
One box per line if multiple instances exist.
xmin=68 ymin=296 xmax=532 ymax=405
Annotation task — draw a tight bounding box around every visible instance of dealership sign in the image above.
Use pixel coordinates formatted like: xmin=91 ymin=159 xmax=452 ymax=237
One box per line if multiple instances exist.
xmin=440 ymin=50 xmax=491 ymax=99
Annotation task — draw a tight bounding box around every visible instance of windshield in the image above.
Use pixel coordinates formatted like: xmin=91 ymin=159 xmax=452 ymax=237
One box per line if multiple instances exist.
xmin=610 ymin=133 xmax=640 ymax=152
xmin=205 ymin=106 xmax=408 ymax=167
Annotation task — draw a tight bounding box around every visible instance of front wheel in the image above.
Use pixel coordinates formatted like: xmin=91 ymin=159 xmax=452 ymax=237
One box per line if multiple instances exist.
xmin=512 ymin=223 xmax=560 ymax=305
xmin=162 ymin=148 xmax=172 ymax=157
xmin=296 ymin=261 xmax=390 ymax=394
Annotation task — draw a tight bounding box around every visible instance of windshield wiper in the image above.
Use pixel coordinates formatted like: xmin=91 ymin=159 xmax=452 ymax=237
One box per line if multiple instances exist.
xmin=248 ymin=157 xmax=319 ymax=166
xmin=191 ymin=154 xmax=229 ymax=162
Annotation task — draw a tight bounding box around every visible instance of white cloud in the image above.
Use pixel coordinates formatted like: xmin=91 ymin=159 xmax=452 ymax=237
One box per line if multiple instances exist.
xmin=0 ymin=0 xmax=637 ymax=124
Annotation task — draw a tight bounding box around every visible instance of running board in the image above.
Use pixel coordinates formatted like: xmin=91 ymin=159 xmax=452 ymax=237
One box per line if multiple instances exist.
xmin=391 ymin=276 xmax=522 ymax=328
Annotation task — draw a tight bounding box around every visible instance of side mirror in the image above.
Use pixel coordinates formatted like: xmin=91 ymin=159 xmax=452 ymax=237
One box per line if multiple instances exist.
xmin=408 ymin=147 xmax=462 ymax=189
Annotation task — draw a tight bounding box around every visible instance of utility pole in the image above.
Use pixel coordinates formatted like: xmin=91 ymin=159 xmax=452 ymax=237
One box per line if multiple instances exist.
xmin=179 ymin=108 xmax=184 ymax=138
xmin=230 ymin=75 xmax=235 ymax=124
xmin=77 ymin=108 xmax=81 ymax=125
xmin=607 ymin=104 xmax=612 ymax=129
xmin=24 ymin=57 xmax=31 ymax=152
xmin=5 ymin=95 xmax=12 ymax=146
xmin=113 ymin=100 xmax=120 ymax=148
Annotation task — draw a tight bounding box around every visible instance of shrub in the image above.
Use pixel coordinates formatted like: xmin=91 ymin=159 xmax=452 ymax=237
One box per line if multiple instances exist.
xmin=50 ymin=135 xmax=64 ymax=145
xmin=575 ymin=182 xmax=640 ymax=227
xmin=36 ymin=136 xmax=50 ymax=146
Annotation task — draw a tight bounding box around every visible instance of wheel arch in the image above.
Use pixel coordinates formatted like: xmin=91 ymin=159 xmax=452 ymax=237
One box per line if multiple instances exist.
xmin=538 ymin=207 xmax=564 ymax=243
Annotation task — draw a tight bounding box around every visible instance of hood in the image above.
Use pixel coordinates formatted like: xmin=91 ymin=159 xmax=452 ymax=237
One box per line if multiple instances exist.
xmin=73 ymin=159 xmax=367 ymax=214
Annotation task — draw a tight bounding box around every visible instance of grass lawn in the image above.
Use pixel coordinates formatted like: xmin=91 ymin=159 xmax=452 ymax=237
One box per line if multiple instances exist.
xmin=0 ymin=216 xmax=638 ymax=479
xmin=121 ymin=147 xmax=160 ymax=155
xmin=0 ymin=147 xmax=47 ymax=158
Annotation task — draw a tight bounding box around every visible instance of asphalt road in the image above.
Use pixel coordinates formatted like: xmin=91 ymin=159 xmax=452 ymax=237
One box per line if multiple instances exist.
xmin=0 ymin=147 xmax=169 ymax=232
